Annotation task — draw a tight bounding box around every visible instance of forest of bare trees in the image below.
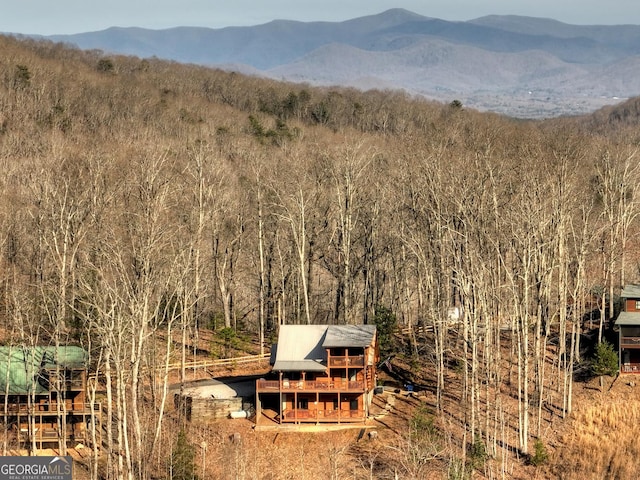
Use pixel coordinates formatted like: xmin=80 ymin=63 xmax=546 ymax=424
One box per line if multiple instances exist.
xmin=1 ymin=35 xmax=640 ymax=478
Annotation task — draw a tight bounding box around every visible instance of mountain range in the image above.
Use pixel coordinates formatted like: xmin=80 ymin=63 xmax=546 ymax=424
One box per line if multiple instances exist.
xmin=43 ymin=9 xmax=640 ymax=118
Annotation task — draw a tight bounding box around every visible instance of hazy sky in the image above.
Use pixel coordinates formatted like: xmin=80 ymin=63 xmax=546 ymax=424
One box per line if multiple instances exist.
xmin=2 ymin=0 xmax=639 ymax=35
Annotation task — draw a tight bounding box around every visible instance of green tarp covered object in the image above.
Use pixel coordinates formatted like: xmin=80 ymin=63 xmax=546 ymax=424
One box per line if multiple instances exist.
xmin=0 ymin=346 xmax=88 ymax=395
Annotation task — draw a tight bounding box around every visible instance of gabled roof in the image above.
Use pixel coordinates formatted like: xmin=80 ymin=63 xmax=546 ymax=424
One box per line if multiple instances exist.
xmin=0 ymin=346 xmax=88 ymax=395
xmin=621 ymin=285 xmax=640 ymax=299
xmin=272 ymin=324 xmax=376 ymax=372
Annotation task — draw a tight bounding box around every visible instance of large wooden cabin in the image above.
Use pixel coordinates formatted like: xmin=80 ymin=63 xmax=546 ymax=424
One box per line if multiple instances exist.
xmin=615 ymin=285 xmax=640 ymax=373
xmin=0 ymin=346 xmax=100 ymax=449
xmin=256 ymin=324 xmax=378 ymax=424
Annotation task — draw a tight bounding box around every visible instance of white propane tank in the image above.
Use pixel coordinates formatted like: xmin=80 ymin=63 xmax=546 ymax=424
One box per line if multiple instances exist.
xmin=229 ymin=410 xmax=249 ymax=419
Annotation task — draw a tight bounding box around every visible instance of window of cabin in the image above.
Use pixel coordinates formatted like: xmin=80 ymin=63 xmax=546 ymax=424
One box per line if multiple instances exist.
xmin=298 ymin=398 xmax=308 ymax=410
xmin=635 ymin=300 xmax=640 ymax=310
xmin=333 ymin=399 xmax=339 ymax=410
xmin=350 ymin=399 xmax=359 ymax=411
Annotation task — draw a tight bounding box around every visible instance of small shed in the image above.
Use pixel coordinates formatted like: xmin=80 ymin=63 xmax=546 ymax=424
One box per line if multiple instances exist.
xmin=174 ymin=377 xmax=255 ymax=421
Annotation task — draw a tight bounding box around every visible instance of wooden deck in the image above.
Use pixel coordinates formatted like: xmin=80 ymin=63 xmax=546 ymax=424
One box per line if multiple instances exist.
xmin=281 ymin=409 xmax=366 ymax=423
xmin=3 ymin=402 xmax=99 ymax=414
xmin=328 ymin=356 xmax=364 ymax=367
xmin=256 ymin=379 xmax=365 ymax=393
xmin=621 ymin=337 xmax=640 ymax=347
xmin=1 ymin=402 xmax=102 ymax=449
xmin=621 ymin=363 xmax=640 ymax=373
xmin=254 ymin=408 xmax=375 ymax=431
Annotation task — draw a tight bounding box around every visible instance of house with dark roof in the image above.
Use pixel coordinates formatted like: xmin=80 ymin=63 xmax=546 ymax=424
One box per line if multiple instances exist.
xmin=615 ymin=285 xmax=640 ymax=373
xmin=256 ymin=324 xmax=378 ymax=424
xmin=0 ymin=346 xmax=99 ymax=449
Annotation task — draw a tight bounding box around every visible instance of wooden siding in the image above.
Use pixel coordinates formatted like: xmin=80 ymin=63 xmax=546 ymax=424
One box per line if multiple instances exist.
xmin=626 ymin=298 xmax=640 ymax=312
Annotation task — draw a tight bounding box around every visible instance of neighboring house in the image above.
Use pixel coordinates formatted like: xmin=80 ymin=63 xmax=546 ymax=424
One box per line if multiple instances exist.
xmin=615 ymin=285 xmax=640 ymax=373
xmin=256 ymin=324 xmax=378 ymax=424
xmin=0 ymin=346 xmax=100 ymax=449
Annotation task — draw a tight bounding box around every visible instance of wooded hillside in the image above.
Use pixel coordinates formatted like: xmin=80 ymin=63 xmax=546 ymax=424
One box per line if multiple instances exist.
xmin=1 ymin=35 xmax=639 ymax=479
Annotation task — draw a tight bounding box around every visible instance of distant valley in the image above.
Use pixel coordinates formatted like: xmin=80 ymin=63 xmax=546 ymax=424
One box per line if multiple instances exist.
xmin=43 ymin=8 xmax=640 ymax=118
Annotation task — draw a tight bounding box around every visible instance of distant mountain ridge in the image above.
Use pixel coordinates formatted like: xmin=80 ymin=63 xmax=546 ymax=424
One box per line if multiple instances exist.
xmin=43 ymin=8 xmax=640 ymax=118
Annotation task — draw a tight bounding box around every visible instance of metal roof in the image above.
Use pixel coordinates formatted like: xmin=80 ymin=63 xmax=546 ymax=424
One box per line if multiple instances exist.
xmin=272 ymin=325 xmax=328 ymax=372
xmin=621 ymin=285 xmax=640 ymax=298
xmin=322 ymin=325 xmax=376 ymax=348
xmin=0 ymin=346 xmax=88 ymax=396
xmin=615 ymin=312 xmax=640 ymax=326
xmin=272 ymin=324 xmax=376 ymax=372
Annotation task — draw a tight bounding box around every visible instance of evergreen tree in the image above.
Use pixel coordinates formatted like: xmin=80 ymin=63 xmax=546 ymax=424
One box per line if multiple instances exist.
xmin=374 ymin=305 xmax=398 ymax=357
xmin=592 ymin=341 xmax=619 ymax=377
xmin=170 ymin=429 xmax=198 ymax=480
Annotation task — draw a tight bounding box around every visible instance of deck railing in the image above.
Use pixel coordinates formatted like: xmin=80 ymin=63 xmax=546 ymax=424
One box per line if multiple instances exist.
xmin=622 ymin=364 xmax=640 ymax=373
xmin=256 ymin=379 xmax=364 ymax=392
xmin=48 ymin=378 xmax=85 ymax=391
xmin=281 ymin=408 xmax=366 ymax=422
xmin=621 ymin=337 xmax=640 ymax=346
xmin=1 ymin=402 xmax=101 ymax=415
xmin=16 ymin=418 xmax=98 ymax=444
xmin=165 ymin=353 xmax=270 ymax=371
xmin=328 ymin=356 xmax=364 ymax=367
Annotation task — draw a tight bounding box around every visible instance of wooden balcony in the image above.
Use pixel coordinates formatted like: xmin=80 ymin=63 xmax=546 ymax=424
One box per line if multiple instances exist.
xmin=1 ymin=402 xmax=100 ymax=416
xmin=62 ymin=378 xmax=85 ymax=391
xmin=46 ymin=370 xmax=86 ymax=391
xmin=16 ymin=424 xmax=89 ymax=442
xmin=281 ymin=409 xmax=366 ymax=423
xmin=15 ymin=418 xmax=98 ymax=446
xmin=256 ymin=378 xmax=365 ymax=393
xmin=7 ymin=401 xmax=101 ymax=448
xmin=622 ymin=363 xmax=640 ymax=373
xmin=621 ymin=337 xmax=640 ymax=347
xmin=328 ymin=356 xmax=364 ymax=367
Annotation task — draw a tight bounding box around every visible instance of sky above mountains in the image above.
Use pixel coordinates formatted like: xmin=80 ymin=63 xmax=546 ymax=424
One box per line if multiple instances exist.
xmin=2 ymin=0 xmax=638 ymax=35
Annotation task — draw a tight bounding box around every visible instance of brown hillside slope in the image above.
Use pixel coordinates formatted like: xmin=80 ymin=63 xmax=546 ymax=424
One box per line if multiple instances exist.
xmin=2 ymin=34 xmax=640 ymax=479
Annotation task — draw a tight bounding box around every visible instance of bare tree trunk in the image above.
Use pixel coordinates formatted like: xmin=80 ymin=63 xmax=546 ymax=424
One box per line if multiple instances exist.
xmin=257 ymin=183 xmax=266 ymax=354
xmin=104 ymin=347 xmax=115 ymax=478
